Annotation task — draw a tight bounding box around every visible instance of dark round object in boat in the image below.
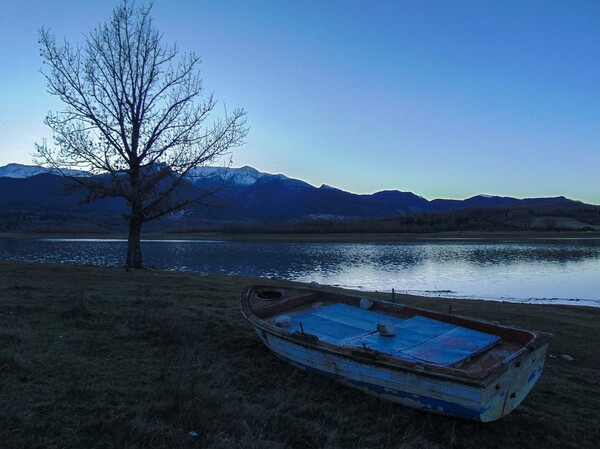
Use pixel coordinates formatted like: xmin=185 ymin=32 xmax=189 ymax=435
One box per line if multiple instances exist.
xmin=256 ymin=289 xmax=284 ymax=300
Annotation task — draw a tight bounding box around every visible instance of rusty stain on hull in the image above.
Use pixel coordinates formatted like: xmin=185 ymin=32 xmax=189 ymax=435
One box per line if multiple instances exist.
xmin=240 ymin=285 xmax=552 ymax=422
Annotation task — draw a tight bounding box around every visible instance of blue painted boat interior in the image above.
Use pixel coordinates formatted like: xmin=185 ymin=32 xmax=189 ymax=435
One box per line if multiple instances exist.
xmin=285 ymin=303 xmax=500 ymax=367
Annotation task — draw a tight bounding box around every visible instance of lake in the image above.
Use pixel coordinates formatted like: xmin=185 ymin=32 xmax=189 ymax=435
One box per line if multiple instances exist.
xmin=1 ymin=237 xmax=599 ymax=307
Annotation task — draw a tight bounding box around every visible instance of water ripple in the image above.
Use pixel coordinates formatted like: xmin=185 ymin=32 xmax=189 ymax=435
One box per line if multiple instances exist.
xmin=1 ymin=238 xmax=599 ymax=307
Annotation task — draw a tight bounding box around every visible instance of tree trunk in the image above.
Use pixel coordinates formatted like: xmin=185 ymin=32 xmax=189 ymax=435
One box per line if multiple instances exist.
xmin=126 ymin=212 xmax=144 ymax=269
xmin=126 ymin=166 xmax=144 ymax=270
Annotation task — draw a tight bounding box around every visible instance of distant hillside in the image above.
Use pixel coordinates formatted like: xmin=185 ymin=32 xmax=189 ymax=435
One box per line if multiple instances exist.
xmin=237 ymin=201 xmax=600 ymax=234
xmin=0 ymin=163 xmax=598 ymax=233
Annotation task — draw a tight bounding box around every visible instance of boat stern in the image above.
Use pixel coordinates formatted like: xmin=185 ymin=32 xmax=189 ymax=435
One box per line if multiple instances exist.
xmin=480 ymin=341 xmax=550 ymax=422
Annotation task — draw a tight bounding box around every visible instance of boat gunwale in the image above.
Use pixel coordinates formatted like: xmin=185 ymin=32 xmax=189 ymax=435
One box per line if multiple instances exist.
xmin=240 ymin=284 xmax=553 ymax=387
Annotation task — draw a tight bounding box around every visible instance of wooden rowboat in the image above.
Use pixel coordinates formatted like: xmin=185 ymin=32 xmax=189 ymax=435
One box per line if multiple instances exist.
xmin=240 ymin=284 xmax=552 ymax=422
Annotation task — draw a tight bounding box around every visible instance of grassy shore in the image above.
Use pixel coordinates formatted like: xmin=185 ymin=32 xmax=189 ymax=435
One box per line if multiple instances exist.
xmin=0 ymin=261 xmax=598 ymax=449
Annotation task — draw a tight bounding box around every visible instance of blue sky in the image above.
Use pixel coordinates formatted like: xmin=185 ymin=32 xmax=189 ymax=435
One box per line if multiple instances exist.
xmin=1 ymin=0 xmax=599 ymax=203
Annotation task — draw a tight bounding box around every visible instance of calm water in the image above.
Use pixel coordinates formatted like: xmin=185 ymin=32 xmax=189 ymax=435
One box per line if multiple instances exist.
xmin=1 ymin=238 xmax=599 ymax=307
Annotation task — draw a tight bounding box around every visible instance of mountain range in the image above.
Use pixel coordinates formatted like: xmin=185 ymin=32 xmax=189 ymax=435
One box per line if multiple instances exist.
xmin=0 ymin=163 xmax=598 ymax=233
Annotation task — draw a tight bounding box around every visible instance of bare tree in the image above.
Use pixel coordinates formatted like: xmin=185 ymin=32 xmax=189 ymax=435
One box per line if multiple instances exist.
xmin=36 ymin=1 xmax=247 ymax=269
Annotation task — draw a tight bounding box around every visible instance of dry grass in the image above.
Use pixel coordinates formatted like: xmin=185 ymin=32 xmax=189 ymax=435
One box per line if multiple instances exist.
xmin=0 ymin=260 xmax=598 ymax=448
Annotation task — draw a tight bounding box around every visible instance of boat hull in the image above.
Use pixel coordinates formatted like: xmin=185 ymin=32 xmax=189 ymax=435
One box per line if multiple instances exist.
xmin=241 ymin=286 xmax=552 ymax=422
xmin=253 ymin=327 xmax=548 ymax=422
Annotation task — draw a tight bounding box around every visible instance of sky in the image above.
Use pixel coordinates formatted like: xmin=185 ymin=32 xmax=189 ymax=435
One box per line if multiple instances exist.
xmin=1 ymin=0 xmax=599 ymax=204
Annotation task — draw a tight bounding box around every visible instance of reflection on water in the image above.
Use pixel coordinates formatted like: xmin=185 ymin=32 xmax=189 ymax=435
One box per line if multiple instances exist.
xmin=1 ymin=238 xmax=599 ymax=307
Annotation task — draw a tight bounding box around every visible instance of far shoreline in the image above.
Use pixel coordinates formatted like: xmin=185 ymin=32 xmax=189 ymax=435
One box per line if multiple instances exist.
xmin=1 ymin=230 xmax=600 ymax=243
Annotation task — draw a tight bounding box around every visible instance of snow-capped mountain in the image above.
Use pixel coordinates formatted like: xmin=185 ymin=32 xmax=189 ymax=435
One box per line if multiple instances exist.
xmin=0 ymin=163 xmax=296 ymax=188
xmin=0 ymin=163 xmax=87 ymax=178
xmin=0 ymin=162 xmax=590 ymax=233
xmin=187 ymin=165 xmax=292 ymax=187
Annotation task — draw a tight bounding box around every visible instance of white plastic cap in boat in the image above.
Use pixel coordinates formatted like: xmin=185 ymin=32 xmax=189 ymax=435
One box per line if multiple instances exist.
xmin=359 ymin=298 xmax=374 ymax=309
xmin=274 ymin=315 xmax=292 ymax=327
xmin=377 ymin=323 xmax=396 ymax=336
